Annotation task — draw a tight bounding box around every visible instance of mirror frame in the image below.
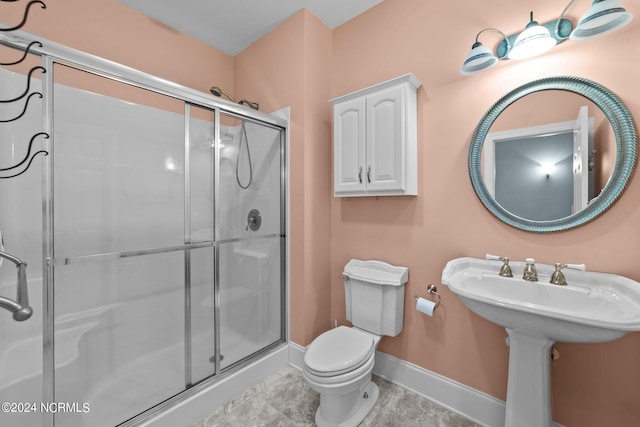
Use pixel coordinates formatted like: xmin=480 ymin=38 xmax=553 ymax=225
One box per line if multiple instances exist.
xmin=469 ymin=76 xmax=637 ymax=233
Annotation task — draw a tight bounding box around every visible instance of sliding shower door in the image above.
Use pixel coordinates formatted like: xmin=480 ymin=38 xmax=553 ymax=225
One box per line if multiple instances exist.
xmin=0 ymin=39 xmax=286 ymax=427
xmin=52 ymin=65 xmax=188 ymax=427
xmin=217 ymin=114 xmax=284 ymax=369
xmin=187 ymin=109 xmax=286 ymax=380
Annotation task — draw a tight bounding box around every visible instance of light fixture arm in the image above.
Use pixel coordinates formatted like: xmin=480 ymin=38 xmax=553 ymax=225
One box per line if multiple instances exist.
xmin=474 ymin=28 xmax=511 ymax=59
xmin=556 ymin=0 xmax=578 ymax=39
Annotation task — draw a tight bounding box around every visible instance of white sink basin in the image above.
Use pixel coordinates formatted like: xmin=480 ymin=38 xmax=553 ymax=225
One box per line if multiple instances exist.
xmin=441 ymin=256 xmax=640 ymax=427
xmin=441 ymin=257 xmax=640 ymax=343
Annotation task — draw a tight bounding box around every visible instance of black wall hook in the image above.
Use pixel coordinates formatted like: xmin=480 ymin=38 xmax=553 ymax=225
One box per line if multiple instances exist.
xmin=0 ymin=132 xmax=49 ymax=172
xmin=0 ymin=1 xmax=46 ymax=32
xmin=0 ymin=92 xmax=42 ymax=123
xmin=0 ymin=41 xmax=42 ymax=66
xmin=0 ymin=150 xmax=48 ymax=179
xmin=0 ymin=66 xmax=45 ymax=103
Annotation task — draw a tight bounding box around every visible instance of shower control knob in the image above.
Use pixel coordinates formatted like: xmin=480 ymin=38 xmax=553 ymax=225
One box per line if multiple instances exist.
xmin=246 ymin=209 xmax=262 ymax=231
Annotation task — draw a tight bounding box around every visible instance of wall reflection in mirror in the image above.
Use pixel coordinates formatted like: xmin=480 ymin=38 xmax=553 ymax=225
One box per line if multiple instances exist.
xmin=482 ymin=90 xmax=615 ymax=222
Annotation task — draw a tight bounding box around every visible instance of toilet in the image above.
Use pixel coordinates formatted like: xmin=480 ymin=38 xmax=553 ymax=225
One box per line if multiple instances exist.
xmin=303 ymin=259 xmax=408 ymax=427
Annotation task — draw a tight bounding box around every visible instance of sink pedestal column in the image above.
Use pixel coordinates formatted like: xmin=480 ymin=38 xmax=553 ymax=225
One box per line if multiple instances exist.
xmin=505 ymin=329 xmax=554 ymax=427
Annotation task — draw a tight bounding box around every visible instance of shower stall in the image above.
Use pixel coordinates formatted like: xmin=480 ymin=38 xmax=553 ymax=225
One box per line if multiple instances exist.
xmin=0 ymin=30 xmax=287 ymax=427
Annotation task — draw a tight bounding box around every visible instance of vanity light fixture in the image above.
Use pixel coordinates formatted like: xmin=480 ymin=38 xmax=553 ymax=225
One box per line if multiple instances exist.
xmin=460 ymin=0 xmax=634 ymax=75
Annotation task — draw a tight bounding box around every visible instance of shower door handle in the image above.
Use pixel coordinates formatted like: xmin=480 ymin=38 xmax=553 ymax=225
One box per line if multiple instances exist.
xmin=0 ymin=251 xmax=33 ymax=321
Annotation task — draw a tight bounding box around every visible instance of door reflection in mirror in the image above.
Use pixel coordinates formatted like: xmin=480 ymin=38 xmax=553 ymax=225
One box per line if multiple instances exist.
xmin=481 ymin=90 xmax=615 ymax=222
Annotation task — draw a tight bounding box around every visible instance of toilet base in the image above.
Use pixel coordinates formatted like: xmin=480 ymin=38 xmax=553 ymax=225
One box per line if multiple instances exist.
xmin=315 ymin=381 xmax=379 ymax=427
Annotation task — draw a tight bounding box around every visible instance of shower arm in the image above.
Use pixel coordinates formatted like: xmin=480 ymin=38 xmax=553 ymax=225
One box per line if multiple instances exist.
xmin=0 ymin=251 xmax=33 ymax=321
xmin=239 ymin=99 xmax=259 ymax=110
xmin=210 ymin=86 xmax=259 ymax=110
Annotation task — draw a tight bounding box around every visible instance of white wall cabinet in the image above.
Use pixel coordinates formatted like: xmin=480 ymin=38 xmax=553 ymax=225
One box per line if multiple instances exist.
xmin=330 ymin=73 xmax=421 ymax=197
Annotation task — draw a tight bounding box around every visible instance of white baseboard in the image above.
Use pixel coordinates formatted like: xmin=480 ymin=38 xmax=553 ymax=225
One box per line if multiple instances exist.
xmin=288 ymin=343 xmax=564 ymax=427
xmin=288 ymin=341 xmax=306 ymax=370
xmin=371 ymin=350 xmax=501 ymax=426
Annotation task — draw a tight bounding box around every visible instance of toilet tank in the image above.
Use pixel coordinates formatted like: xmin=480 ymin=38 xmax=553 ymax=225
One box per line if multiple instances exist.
xmin=344 ymin=259 xmax=408 ymax=337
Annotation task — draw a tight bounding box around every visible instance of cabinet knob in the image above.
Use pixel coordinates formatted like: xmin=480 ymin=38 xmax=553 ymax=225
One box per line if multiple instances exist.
xmin=367 ymin=166 xmax=371 ymax=183
xmin=358 ymin=167 xmax=363 ymax=184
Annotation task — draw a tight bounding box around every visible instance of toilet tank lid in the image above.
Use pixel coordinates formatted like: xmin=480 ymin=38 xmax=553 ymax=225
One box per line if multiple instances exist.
xmin=344 ymin=259 xmax=408 ymax=286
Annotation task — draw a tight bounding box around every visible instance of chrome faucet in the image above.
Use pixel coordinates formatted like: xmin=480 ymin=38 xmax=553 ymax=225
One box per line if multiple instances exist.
xmin=523 ymin=258 xmax=538 ymax=282
xmin=550 ymin=263 xmax=586 ymax=286
xmin=486 ymin=254 xmax=513 ymax=277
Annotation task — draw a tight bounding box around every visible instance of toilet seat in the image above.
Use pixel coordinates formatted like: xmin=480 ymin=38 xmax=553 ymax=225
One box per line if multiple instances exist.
xmin=304 ymin=326 xmax=375 ymax=377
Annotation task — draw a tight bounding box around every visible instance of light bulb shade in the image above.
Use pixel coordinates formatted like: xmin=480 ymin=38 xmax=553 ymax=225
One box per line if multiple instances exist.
xmin=570 ymin=0 xmax=633 ymax=40
xmin=508 ymin=24 xmax=557 ymax=60
xmin=460 ymin=42 xmax=498 ymax=74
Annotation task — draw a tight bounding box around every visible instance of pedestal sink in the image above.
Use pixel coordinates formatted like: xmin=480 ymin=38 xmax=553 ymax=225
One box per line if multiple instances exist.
xmin=441 ymin=257 xmax=640 ymax=427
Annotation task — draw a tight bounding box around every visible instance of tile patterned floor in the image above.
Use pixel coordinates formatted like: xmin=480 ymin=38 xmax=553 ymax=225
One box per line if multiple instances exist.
xmin=193 ymin=367 xmax=482 ymax=427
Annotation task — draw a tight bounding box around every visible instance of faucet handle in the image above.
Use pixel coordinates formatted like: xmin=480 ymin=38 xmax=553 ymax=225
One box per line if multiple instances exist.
xmin=486 ymin=253 xmax=508 ymax=262
xmin=485 ymin=254 xmax=513 ymax=277
xmin=563 ymin=263 xmax=586 ymax=271
xmin=550 ymin=263 xmax=586 ymax=286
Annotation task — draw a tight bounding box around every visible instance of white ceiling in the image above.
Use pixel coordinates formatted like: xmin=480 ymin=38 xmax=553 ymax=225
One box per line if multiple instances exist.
xmin=118 ymin=0 xmax=383 ymax=56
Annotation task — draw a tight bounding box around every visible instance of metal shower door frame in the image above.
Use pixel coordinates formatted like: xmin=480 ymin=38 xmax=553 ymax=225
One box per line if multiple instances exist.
xmin=0 ymin=29 xmax=288 ymax=427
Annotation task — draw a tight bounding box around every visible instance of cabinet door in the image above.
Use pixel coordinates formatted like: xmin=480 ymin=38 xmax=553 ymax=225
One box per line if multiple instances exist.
xmin=334 ymin=97 xmax=366 ymax=195
xmin=366 ymin=85 xmax=405 ymax=192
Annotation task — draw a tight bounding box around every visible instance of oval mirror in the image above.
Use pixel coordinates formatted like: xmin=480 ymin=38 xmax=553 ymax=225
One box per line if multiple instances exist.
xmin=469 ymin=76 xmax=637 ymax=232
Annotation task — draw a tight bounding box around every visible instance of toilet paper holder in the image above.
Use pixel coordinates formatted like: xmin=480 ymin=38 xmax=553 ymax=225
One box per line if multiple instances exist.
xmin=414 ymin=284 xmax=441 ymax=309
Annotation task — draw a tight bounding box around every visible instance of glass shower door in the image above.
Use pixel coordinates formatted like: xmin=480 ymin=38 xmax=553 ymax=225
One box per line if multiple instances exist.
xmin=217 ymin=114 xmax=284 ymax=369
xmin=51 ymin=66 xmax=187 ymax=427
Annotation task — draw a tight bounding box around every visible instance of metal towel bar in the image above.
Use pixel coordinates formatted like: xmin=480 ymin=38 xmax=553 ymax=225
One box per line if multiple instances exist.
xmin=0 ymin=251 xmax=33 ymax=321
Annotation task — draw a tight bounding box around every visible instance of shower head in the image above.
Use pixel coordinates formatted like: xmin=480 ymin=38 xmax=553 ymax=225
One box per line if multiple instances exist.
xmin=239 ymin=99 xmax=259 ymax=110
xmin=209 ymin=86 xmax=235 ymax=102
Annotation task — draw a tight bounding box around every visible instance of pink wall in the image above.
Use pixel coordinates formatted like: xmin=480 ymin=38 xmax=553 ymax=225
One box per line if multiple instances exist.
xmin=1 ymin=0 xmax=234 ymax=96
xmin=331 ymin=0 xmax=640 ymax=426
xmin=5 ymin=0 xmax=640 ymax=425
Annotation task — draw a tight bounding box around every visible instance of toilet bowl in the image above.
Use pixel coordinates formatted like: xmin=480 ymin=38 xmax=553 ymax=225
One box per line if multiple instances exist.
xmin=303 ymin=326 xmax=381 ymax=427
xmin=302 ymin=259 xmax=408 ymax=427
